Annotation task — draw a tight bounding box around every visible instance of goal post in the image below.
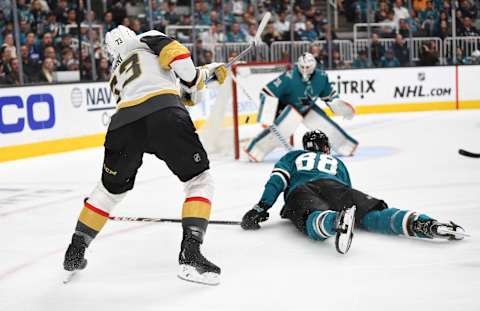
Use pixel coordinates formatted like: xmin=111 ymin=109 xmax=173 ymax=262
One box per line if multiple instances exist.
xmin=197 ymin=61 xmax=291 ymax=160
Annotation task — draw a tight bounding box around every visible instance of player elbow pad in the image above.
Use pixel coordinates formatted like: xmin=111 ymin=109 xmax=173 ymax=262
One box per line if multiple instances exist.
xmin=171 ymin=57 xmax=197 ymax=83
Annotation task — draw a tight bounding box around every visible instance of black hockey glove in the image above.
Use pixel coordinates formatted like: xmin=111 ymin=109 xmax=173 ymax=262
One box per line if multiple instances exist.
xmin=241 ymin=203 xmax=270 ymax=230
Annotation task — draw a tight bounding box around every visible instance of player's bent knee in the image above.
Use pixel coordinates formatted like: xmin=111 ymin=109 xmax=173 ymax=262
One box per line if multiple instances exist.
xmin=87 ymin=181 xmax=127 ymax=214
xmin=101 ymin=175 xmax=135 ymax=195
xmin=184 ymin=170 xmax=214 ymax=201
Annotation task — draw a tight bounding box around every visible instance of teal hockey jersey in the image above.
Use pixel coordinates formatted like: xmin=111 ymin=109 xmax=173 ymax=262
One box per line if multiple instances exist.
xmin=264 ymin=67 xmax=336 ymax=113
xmin=259 ymin=150 xmax=351 ymax=208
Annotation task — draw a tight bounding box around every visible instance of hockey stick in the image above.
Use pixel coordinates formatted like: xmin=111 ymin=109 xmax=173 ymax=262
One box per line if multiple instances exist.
xmin=269 ymin=123 xmax=293 ymax=151
xmin=226 ymin=11 xmax=271 ymax=68
xmin=207 ymin=12 xmax=271 ymax=83
xmin=458 ymin=149 xmax=480 ymax=158
xmin=109 ymin=216 xmax=241 ymax=225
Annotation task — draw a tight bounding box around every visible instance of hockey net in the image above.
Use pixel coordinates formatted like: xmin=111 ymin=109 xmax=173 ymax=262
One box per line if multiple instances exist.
xmin=197 ymin=62 xmax=290 ymax=160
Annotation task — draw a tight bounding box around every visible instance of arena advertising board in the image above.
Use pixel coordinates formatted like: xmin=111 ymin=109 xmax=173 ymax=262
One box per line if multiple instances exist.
xmin=325 ymin=66 xmax=457 ymax=112
xmin=0 ymin=82 xmax=114 ymax=148
xmin=0 ymin=65 xmax=479 ymax=161
xmin=457 ymin=65 xmax=480 ymax=109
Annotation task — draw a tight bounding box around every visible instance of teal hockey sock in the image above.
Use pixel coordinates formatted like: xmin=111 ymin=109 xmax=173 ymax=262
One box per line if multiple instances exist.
xmin=306 ymin=210 xmax=337 ymax=241
xmin=361 ymin=208 xmax=432 ymax=237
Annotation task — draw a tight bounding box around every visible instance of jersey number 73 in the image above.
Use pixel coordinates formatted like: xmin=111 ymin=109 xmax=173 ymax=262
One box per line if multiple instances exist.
xmin=109 ymin=53 xmax=142 ymax=103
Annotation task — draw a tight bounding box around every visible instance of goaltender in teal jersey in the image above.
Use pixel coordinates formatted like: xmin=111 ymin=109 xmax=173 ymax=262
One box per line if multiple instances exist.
xmin=244 ymin=53 xmax=358 ymax=162
xmin=264 ymin=65 xmax=335 ymax=115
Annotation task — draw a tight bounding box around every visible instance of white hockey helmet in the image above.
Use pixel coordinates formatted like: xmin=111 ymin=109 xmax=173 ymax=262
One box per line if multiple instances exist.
xmin=104 ymin=25 xmax=137 ymax=69
xmin=297 ymin=52 xmax=317 ymax=81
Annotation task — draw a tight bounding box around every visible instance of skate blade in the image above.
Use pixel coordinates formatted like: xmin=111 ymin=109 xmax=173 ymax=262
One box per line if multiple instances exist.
xmin=178 ymin=264 xmax=220 ymax=286
xmin=335 ymin=206 xmax=356 ymax=254
xmin=63 ymin=270 xmax=77 ymax=284
xmin=436 ymin=227 xmax=470 ymax=239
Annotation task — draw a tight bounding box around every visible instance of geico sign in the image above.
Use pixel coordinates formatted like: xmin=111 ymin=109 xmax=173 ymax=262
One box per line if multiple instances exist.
xmin=0 ymin=94 xmax=55 ymax=134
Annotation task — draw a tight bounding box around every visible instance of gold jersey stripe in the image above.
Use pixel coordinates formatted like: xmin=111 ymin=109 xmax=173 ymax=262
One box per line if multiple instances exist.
xmin=159 ymin=40 xmax=190 ymax=69
xmin=117 ymin=89 xmax=179 ymax=110
xmin=182 ymin=200 xmax=211 ymax=220
xmin=78 ymin=207 xmax=108 ymax=232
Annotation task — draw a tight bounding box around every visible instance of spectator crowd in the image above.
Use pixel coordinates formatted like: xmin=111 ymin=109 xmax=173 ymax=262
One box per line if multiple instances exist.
xmin=0 ymin=0 xmax=479 ymax=85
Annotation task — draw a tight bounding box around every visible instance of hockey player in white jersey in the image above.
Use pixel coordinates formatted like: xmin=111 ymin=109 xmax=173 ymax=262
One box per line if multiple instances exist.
xmin=245 ymin=52 xmax=358 ymax=162
xmin=63 ymin=26 xmax=227 ymax=285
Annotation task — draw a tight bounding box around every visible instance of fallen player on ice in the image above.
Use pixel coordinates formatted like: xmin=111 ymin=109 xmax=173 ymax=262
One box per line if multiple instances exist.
xmin=241 ymin=130 xmax=468 ymax=254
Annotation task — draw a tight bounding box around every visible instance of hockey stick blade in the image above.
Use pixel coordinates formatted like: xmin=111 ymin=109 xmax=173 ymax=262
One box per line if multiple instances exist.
xmin=254 ymin=12 xmax=271 ymax=45
xmin=207 ymin=12 xmax=271 ymax=83
xmin=109 ymin=216 xmax=240 ymax=225
xmin=458 ymin=149 xmax=480 ymax=158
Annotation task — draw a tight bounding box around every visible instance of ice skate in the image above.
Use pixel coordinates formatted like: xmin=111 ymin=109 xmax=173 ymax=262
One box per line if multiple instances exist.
xmin=335 ymin=205 xmax=356 ymax=254
xmin=412 ymin=219 xmax=469 ymax=240
xmin=178 ymin=235 xmax=220 ymax=286
xmin=63 ymin=234 xmax=88 ymax=283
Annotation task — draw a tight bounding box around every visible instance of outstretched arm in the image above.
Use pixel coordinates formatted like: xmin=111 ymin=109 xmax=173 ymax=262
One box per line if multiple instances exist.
xmin=140 ymin=34 xmax=227 ymax=105
xmin=241 ymin=154 xmax=294 ymax=230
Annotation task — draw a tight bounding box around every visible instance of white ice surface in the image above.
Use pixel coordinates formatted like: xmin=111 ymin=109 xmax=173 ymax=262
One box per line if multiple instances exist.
xmin=1 ymin=110 xmax=480 ymax=311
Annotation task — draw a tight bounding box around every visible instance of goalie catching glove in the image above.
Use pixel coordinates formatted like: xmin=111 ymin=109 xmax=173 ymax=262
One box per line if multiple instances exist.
xmin=241 ymin=203 xmax=270 ymax=230
xmin=327 ymin=99 xmax=355 ymax=120
xmin=180 ymin=63 xmax=228 ymax=106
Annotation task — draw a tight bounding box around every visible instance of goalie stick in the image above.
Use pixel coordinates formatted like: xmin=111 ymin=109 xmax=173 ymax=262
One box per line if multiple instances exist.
xmin=109 ymin=216 xmax=241 ymax=225
xmin=458 ymin=149 xmax=480 ymax=158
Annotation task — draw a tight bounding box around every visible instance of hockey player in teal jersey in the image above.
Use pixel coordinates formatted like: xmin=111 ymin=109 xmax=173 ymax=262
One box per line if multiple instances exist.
xmin=263 ymin=59 xmax=333 ymax=115
xmin=244 ymin=53 xmax=358 ymax=162
xmin=241 ymin=130 xmax=468 ymax=254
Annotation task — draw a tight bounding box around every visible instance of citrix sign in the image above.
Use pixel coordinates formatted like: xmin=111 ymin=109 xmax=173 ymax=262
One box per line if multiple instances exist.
xmin=0 ymin=94 xmax=55 ymax=134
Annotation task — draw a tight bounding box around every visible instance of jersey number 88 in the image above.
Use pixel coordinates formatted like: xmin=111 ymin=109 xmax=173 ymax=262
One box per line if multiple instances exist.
xmin=295 ymin=152 xmax=338 ymax=175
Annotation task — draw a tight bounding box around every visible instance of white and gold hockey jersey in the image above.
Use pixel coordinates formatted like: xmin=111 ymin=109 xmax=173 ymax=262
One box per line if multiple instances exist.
xmin=108 ymin=30 xmax=191 ymax=131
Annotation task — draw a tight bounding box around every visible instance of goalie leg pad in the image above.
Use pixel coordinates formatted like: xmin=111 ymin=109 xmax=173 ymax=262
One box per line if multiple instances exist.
xmin=258 ymin=91 xmax=279 ymax=126
xmin=245 ymin=106 xmax=302 ymax=162
xmin=303 ymin=106 xmax=358 ymax=156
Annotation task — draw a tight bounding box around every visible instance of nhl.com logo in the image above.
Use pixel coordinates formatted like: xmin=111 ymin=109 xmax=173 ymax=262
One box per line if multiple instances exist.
xmin=417 ymin=72 xmax=426 ymax=82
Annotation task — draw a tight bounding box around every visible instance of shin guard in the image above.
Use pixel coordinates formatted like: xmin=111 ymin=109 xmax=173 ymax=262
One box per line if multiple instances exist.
xmin=75 ymin=182 xmax=126 ymax=245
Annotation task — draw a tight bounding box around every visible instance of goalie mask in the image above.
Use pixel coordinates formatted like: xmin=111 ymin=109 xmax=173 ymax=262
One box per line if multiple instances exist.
xmin=302 ymin=130 xmax=330 ymax=153
xmin=104 ymin=25 xmax=137 ymax=70
xmin=297 ymin=52 xmax=317 ymax=81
